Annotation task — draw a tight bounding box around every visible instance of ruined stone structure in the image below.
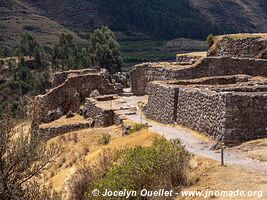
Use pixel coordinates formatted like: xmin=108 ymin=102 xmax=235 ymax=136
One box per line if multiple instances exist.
xmin=52 ymin=68 xmax=101 ymax=87
xmin=32 ymin=69 xmax=123 ymax=124
xmin=131 ymin=57 xmax=267 ymax=95
xmin=132 ymin=34 xmax=267 ymax=145
xmin=208 ymin=34 xmax=267 ymax=58
xmin=176 ymin=52 xmax=206 ymax=64
xmin=81 ymin=98 xmax=116 ymax=127
xmin=144 ymin=76 xmax=267 ymax=146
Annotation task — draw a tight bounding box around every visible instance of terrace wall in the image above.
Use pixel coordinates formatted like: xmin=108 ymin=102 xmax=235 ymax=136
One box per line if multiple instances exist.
xmin=131 ymin=57 xmax=267 ymax=95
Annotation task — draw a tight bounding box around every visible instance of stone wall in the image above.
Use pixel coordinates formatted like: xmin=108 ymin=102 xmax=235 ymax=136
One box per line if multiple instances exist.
xmin=144 ymin=82 xmax=178 ymax=124
xmin=176 ymin=88 xmax=227 ymax=140
xmin=33 ymin=70 xmax=122 ymax=124
xmin=130 ymin=57 xmax=267 ymax=95
xmin=82 ymin=98 xmax=115 ymax=127
xmin=144 ymin=79 xmax=267 ymax=146
xmin=52 ymin=68 xmax=101 ymax=87
xmin=208 ymin=35 xmax=267 ymax=58
xmin=38 ymin=122 xmax=92 ymax=140
xmin=223 ymin=92 xmax=267 ymax=145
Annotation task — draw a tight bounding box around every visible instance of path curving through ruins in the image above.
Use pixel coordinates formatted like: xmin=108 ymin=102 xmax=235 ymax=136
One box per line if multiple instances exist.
xmin=117 ymin=94 xmax=267 ymax=175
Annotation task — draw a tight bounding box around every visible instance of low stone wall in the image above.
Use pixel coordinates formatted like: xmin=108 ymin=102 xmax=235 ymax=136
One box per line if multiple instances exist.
xmin=208 ymin=35 xmax=267 ymax=58
xmin=33 ymin=70 xmax=122 ymax=124
xmin=82 ymin=98 xmax=115 ymax=127
xmin=52 ymin=68 xmax=101 ymax=87
xmin=130 ymin=57 xmax=267 ymax=95
xmin=38 ymin=122 xmax=92 ymax=140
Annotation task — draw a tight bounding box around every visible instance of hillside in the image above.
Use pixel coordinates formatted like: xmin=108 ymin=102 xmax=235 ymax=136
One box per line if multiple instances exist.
xmin=2 ymin=0 xmax=267 ymax=62
xmin=23 ymin=0 xmax=267 ymax=39
xmin=190 ymin=0 xmax=267 ymax=33
xmin=0 ymin=0 xmax=85 ymax=51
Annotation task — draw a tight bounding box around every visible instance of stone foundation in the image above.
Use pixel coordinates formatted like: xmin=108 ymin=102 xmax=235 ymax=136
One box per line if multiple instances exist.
xmin=38 ymin=122 xmax=92 ymax=140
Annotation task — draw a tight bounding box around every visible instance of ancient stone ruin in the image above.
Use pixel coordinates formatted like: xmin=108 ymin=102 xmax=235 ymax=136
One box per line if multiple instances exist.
xmin=32 ymin=68 xmax=123 ymax=126
xmin=32 ymin=33 xmax=267 ymax=146
xmin=131 ymin=34 xmax=267 ymax=146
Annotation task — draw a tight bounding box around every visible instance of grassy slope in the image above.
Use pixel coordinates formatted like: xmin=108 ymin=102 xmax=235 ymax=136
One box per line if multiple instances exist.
xmin=16 ymin=118 xmax=267 ymax=199
xmin=0 ymin=0 xmax=86 ymax=51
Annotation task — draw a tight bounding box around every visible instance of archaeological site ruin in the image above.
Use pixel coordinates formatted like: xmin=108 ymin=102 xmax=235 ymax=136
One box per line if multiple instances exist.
xmin=33 ymin=34 xmax=267 ymax=146
xmin=132 ymin=34 xmax=267 ymax=146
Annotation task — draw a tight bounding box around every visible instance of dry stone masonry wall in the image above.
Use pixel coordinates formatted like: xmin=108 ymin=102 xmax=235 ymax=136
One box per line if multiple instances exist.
xmin=208 ymin=35 xmax=267 ymax=58
xmin=144 ymin=77 xmax=267 ymax=146
xmin=144 ymin=82 xmax=179 ymax=124
xmin=131 ymin=57 xmax=267 ymax=95
xmin=81 ymin=98 xmax=115 ymax=127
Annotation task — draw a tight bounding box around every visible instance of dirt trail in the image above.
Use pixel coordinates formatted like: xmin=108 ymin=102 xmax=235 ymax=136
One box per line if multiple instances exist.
xmin=117 ymin=94 xmax=267 ymax=175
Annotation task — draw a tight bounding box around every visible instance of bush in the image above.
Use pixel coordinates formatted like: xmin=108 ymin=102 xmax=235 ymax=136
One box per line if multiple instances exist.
xmin=98 ymin=133 xmax=111 ymax=145
xmin=206 ymin=34 xmax=214 ymax=47
xmin=68 ymin=138 xmax=190 ymax=199
xmin=85 ymin=137 xmax=190 ymax=199
xmin=130 ymin=123 xmax=147 ymax=133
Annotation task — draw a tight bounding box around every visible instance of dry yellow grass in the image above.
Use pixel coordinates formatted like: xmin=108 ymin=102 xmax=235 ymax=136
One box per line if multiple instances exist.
xmin=177 ymin=156 xmax=267 ymax=200
xmin=44 ymin=123 xmax=159 ymax=193
xmin=176 ymin=52 xmax=207 ymax=58
xmin=13 ymin=120 xmax=267 ymax=199
xmin=233 ymin=139 xmax=267 ymax=162
xmin=40 ymin=115 xmax=88 ymax=128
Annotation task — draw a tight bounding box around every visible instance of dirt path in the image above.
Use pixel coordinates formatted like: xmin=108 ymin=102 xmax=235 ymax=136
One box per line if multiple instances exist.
xmin=116 ymin=94 xmax=267 ymax=175
xmin=128 ymin=113 xmax=267 ymax=175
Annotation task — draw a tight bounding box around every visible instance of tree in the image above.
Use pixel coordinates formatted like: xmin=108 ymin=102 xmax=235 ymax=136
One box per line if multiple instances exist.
xmin=80 ymin=48 xmax=91 ymax=69
xmin=17 ymin=33 xmax=40 ymax=58
xmin=88 ymin=26 xmax=122 ymax=74
xmin=52 ymin=33 xmax=77 ymax=70
xmin=33 ymin=46 xmax=45 ymax=68
xmin=16 ymin=33 xmax=46 ymax=68
xmin=0 ymin=116 xmax=61 ymax=199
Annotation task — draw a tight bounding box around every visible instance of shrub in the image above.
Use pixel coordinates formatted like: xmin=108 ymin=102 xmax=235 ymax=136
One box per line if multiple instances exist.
xmin=129 ymin=123 xmax=147 ymax=134
xmin=87 ymin=137 xmax=190 ymax=199
xmin=68 ymin=138 xmax=190 ymax=199
xmin=98 ymin=133 xmax=111 ymax=145
xmin=206 ymin=34 xmax=214 ymax=47
xmin=0 ymin=116 xmax=62 ymax=199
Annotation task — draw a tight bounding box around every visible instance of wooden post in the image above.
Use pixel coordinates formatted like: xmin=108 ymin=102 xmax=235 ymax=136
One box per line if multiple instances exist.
xmin=221 ymin=143 xmax=224 ymax=166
